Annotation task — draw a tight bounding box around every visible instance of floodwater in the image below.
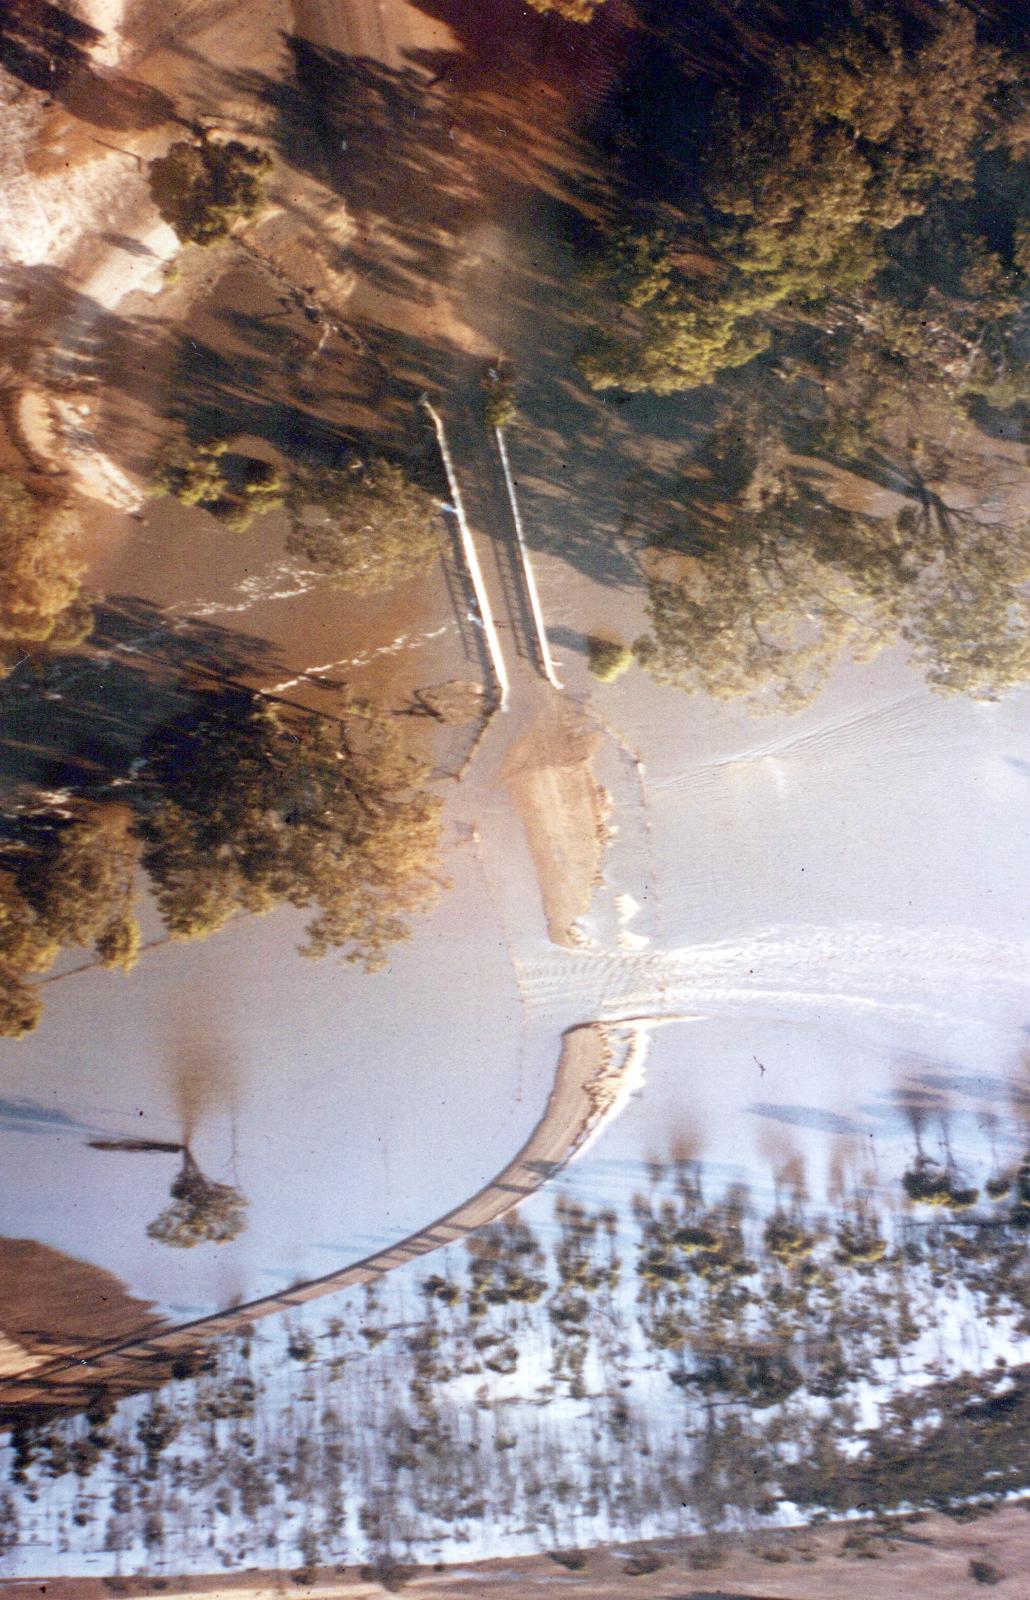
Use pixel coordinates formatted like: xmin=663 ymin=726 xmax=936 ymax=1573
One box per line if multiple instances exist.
xmin=3 ymin=0 xmax=1030 ymax=1583
xmin=3 ymin=615 xmax=1027 ymax=1316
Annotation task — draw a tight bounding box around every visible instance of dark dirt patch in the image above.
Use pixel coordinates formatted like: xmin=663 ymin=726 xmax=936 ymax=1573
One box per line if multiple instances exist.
xmin=0 ymin=1236 xmax=164 ymax=1354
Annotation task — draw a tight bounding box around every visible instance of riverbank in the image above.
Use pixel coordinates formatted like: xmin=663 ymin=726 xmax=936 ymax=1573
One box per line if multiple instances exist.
xmin=6 ymin=1499 xmax=1029 ymax=1597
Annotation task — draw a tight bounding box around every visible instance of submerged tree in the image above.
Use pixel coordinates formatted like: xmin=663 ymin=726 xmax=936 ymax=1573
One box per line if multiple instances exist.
xmin=285 ymin=458 xmax=443 ymax=595
xmin=89 ymin=1139 xmax=248 ymax=1249
xmin=146 ymin=1149 xmax=248 ymax=1249
xmin=140 ymin=690 xmax=442 ymax=968
xmin=635 ymin=421 xmax=1030 ymax=708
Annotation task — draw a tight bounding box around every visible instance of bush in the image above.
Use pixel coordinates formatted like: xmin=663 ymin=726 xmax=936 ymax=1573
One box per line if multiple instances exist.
xmin=484 ymin=378 xmax=517 ymax=430
xmin=286 ymin=458 xmax=442 ymax=593
xmin=622 ymin=1551 xmax=663 ymax=1576
xmin=153 ymin=441 xmax=284 ymax=532
xmin=148 ymin=137 xmax=271 ymax=246
xmin=525 ymin=0 xmax=605 ymax=19
xmin=548 ymin=1550 xmax=587 ymax=1570
xmin=587 ymin=635 xmax=633 ymax=682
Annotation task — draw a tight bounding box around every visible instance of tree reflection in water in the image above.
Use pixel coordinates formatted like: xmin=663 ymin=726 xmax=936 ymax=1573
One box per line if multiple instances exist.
xmin=87 ymin=1138 xmax=248 ymax=1250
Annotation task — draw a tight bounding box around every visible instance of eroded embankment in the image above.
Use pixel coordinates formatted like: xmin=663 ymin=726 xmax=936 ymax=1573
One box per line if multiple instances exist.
xmin=0 ymin=1021 xmax=629 ymax=1414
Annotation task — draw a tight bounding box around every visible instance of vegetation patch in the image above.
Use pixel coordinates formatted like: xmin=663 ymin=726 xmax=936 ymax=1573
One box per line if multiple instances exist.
xmin=586 ymin=635 xmax=633 ymax=682
xmin=148 ymin=137 xmax=271 ymax=247
xmin=286 ymin=458 xmax=443 ymax=594
xmin=0 ymin=691 xmax=443 ymax=1035
xmin=580 ymin=7 xmax=1030 ymax=709
xmin=0 ymin=472 xmax=90 ymax=667
xmin=153 ymin=440 xmax=284 ymax=532
xmin=0 ymin=809 xmax=141 ymax=1039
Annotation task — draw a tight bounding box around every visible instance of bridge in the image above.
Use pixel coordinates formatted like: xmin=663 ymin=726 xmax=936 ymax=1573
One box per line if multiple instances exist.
xmin=422 ymin=395 xmax=561 ymax=711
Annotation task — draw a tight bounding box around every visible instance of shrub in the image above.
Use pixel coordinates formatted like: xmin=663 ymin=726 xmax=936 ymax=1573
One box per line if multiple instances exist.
xmin=148 ymin=137 xmax=271 ymax=246
xmin=485 ymin=378 xmax=517 ymax=430
xmin=587 ymin=635 xmax=633 ymax=682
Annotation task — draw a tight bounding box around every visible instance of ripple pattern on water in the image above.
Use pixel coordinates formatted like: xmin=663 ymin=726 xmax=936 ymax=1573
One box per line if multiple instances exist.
xmin=518 ymin=921 xmax=1030 ymax=1032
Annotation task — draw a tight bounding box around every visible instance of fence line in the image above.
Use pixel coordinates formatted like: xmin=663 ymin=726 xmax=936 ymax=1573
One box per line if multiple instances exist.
xmin=421 ymin=397 xmax=510 ymax=712
xmin=493 ymin=427 xmax=562 ymax=691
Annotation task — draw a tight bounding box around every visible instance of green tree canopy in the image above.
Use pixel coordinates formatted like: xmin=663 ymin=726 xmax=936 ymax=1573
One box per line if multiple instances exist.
xmin=635 ymin=428 xmax=1030 ymax=709
xmin=285 ymin=458 xmax=444 ymax=594
xmin=140 ymin=691 xmax=442 ymax=968
xmin=524 ymin=0 xmax=605 ymax=20
xmin=581 ymin=4 xmax=1011 ymax=394
xmin=153 ymin=440 xmax=284 ymax=532
xmin=0 ymin=811 xmax=142 ymax=1038
xmin=0 ymin=474 xmax=86 ymax=656
xmin=148 ymin=137 xmax=271 ymax=247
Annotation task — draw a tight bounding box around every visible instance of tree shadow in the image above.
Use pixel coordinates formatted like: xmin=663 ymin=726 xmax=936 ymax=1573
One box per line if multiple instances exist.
xmin=403 ymin=0 xmax=641 ymax=115
xmin=0 ymin=1098 xmax=95 ymax=1137
xmin=0 ymin=596 xmax=278 ymax=801
xmin=258 ymin=39 xmax=485 ymax=306
xmin=1 ymin=0 xmax=176 ymax=131
xmin=744 ymin=1103 xmax=873 ymax=1137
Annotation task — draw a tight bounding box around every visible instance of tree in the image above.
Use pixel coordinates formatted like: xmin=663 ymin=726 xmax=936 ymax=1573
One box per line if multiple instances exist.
xmin=286 ymin=459 xmax=443 ymax=594
xmin=634 ymin=424 xmax=1030 ymax=708
xmin=146 ymin=1149 xmax=248 ymax=1249
xmin=0 ymin=810 xmax=141 ymax=1037
xmin=14 ymin=810 xmax=142 ymax=967
xmin=582 ymin=5 xmax=1011 ymax=394
xmin=88 ymin=1138 xmax=246 ymax=1247
xmin=0 ymin=474 xmax=85 ymax=653
xmin=140 ymin=691 xmax=442 ymax=968
xmin=524 ymin=0 xmax=605 ymax=20
xmin=634 ymin=438 xmax=887 ymax=709
xmin=153 ymin=440 xmax=284 ymax=532
xmin=148 ymin=136 xmax=271 ymax=246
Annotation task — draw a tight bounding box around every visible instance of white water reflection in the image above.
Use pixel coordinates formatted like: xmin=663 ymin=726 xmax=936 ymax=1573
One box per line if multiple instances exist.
xmin=521 ymin=922 xmax=1030 ymax=1033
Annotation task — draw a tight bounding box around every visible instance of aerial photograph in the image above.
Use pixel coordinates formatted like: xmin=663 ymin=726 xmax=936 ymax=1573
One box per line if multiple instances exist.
xmin=1 ymin=0 xmax=1029 ymax=1594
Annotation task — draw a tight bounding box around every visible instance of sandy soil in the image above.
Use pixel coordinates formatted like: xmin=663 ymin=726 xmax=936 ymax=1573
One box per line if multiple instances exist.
xmin=504 ymin=701 xmax=609 ymax=946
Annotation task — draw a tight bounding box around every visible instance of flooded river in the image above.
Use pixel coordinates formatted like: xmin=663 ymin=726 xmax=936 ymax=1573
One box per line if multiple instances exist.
xmin=3 ymin=0 xmax=1030 ymax=1585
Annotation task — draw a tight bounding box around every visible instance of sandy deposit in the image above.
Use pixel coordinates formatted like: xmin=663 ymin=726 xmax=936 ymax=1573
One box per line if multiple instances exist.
xmin=0 ymin=1237 xmax=164 ymax=1380
xmin=504 ymin=701 xmax=610 ymax=947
